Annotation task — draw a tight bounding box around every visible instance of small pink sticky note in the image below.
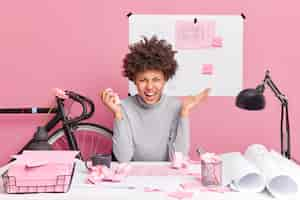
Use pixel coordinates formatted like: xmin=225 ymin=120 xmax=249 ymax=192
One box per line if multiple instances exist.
xmin=211 ymin=36 xmax=223 ymax=47
xmin=202 ymin=64 xmax=213 ymax=75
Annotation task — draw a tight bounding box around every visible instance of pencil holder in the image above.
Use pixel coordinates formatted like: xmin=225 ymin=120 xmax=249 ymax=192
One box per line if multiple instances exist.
xmin=201 ymin=153 xmax=222 ymax=186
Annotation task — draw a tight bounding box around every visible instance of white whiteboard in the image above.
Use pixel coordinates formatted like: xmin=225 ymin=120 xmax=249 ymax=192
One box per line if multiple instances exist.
xmin=129 ymin=15 xmax=243 ymax=96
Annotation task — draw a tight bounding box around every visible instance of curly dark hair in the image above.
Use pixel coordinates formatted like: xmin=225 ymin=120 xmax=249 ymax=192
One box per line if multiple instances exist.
xmin=122 ymin=36 xmax=178 ymax=81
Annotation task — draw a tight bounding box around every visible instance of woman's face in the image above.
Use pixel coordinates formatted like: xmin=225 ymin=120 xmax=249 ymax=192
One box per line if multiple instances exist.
xmin=134 ymin=69 xmax=166 ymax=105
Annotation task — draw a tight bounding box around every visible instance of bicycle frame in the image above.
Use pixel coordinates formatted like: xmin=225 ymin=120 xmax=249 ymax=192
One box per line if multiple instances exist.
xmin=43 ymin=97 xmax=81 ymax=152
xmin=0 ymin=90 xmax=96 ymax=159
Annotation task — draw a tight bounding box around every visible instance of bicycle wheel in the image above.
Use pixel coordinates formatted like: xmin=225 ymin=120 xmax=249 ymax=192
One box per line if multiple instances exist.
xmin=48 ymin=123 xmax=113 ymax=161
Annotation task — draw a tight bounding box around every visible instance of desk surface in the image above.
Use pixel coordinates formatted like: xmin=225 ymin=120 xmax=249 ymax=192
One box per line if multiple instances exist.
xmin=0 ymin=160 xmax=299 ymax=200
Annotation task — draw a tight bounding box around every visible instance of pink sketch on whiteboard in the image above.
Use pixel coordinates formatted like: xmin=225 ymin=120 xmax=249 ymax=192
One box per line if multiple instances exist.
xmin=175 ymin=20 xmax=216 ymax=49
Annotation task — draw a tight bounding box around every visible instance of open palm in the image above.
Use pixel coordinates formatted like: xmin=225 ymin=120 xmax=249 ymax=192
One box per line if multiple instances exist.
xmin=181 ymin=88 xmax=210 ymax=115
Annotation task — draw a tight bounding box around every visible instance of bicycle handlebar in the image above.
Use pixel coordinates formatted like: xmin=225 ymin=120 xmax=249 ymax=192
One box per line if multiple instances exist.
xmin=62 ymin=90 xmax=95 ymax=124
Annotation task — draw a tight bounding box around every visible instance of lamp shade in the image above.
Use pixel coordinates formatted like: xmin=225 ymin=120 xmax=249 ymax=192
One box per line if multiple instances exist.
xmin=236 ymin=88 xmax=266 ymax=110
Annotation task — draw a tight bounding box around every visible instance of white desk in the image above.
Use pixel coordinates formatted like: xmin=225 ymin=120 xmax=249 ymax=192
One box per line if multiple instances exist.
xmin=0 ymin=160 xmax=298 ymax=200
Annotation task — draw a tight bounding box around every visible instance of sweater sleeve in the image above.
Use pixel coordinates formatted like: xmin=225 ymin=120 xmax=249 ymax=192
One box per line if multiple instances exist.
xmin=168 ymin=115 xmax=190 ymax=160
xmin=174 ymin=117 xmax=190 ymax=155
xmin=112 ymin=108 xmax=134 ymax=162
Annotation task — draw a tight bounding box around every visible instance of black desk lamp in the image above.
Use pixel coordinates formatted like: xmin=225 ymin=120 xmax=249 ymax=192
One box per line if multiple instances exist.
xmin=235 ymin=70 xmax=291 ymax=159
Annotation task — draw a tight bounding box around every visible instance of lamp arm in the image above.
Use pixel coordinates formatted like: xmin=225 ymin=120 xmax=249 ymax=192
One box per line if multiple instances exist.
xmin=282 ymin=103 xmax=291 ymax=159
xmin=263 ymin=70 xmax=291 ymax=159
xmin=263 ymin=72 xmax=288 ymax=105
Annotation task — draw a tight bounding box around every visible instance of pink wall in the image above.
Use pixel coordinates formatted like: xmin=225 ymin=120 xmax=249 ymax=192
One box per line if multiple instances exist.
xmin=1 ymin=0 xmax=299 ymax=166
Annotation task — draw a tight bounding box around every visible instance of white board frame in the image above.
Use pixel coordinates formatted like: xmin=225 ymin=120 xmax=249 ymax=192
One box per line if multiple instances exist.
xmin=129 ymin=14 xmax=243 ymax=96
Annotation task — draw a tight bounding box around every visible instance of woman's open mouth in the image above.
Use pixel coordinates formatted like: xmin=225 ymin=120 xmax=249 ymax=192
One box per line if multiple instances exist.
xmin=144 ymin=92 xmax=158 ymax=103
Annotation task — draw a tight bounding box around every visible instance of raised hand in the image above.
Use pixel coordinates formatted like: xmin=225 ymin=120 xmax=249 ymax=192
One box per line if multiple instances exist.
xmin=181 ymin=88 xmax=211 ymax=117
xmin=100 ymin=88 xmax=122 ymax=120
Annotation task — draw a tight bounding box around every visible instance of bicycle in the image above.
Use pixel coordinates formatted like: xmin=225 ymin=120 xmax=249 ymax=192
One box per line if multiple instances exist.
xmin=0 ymin=89 xmax=113 ymax=161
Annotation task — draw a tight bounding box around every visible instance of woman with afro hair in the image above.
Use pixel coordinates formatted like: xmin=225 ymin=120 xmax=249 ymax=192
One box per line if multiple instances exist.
xmin=101 ymin=36 xmax=210 ymax=162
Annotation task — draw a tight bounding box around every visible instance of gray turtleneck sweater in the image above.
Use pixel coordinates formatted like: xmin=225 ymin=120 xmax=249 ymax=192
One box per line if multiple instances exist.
xmin=113 ymin=94 xmax=190 ymax=162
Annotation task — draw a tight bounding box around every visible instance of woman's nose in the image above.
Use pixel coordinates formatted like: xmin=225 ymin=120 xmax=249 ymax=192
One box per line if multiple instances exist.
xmin=146 ymin=82 xmax=153 ymax=90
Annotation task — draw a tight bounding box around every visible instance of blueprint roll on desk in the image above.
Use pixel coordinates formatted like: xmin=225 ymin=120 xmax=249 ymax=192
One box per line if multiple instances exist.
xmin=0 ymin=160 xmax=299 ymax=200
